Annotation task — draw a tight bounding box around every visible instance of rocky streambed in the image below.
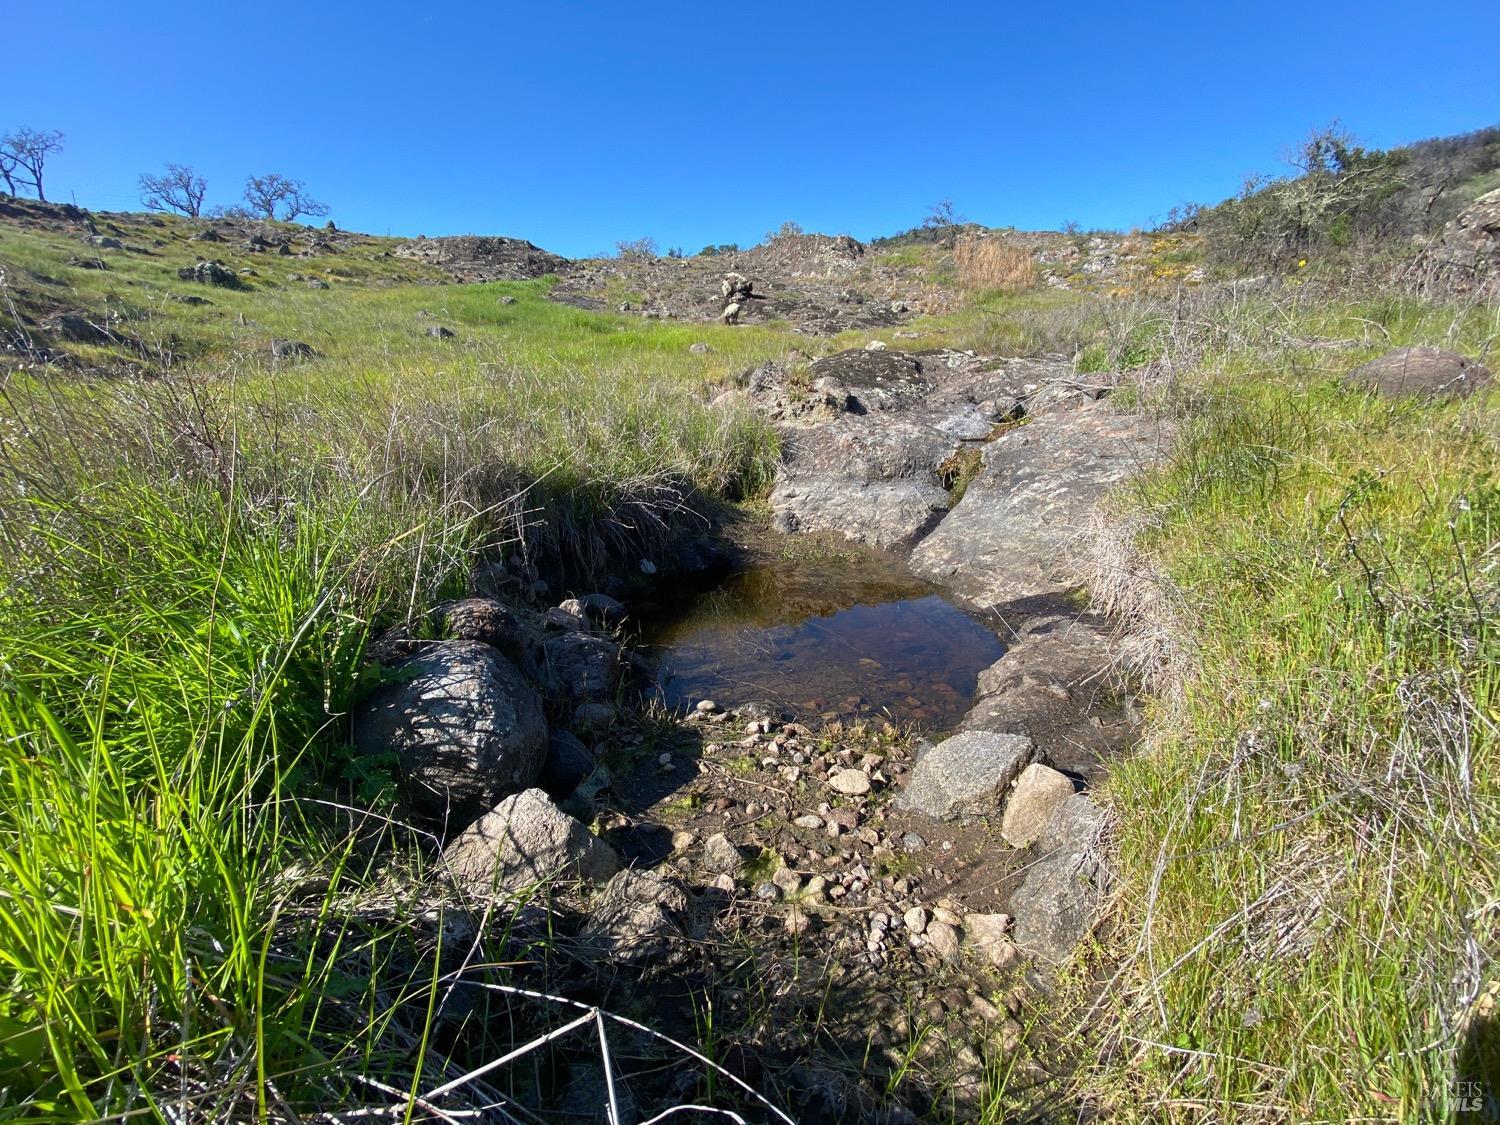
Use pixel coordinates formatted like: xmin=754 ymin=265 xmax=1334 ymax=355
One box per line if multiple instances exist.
xmin=342 ymin=345 xmax=1163 ymax=1120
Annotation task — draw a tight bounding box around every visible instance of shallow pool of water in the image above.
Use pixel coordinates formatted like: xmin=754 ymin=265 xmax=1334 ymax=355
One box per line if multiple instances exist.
xmin=638 ymin=550 xmax=1006 ymax=729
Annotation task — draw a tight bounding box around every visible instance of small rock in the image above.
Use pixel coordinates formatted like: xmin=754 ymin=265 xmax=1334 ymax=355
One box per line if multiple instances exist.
xmin=538 ymin=730 xmax=597 ymax=799
xmin=964 ymin=913 xmax=1019 ymax=969
xmin=572 ymin=701 xmax=616 ymax=730
xmin=828 ymin=768 xmax=872 ymax=796
xmin=426 ymin=325 xmax=455 ymax=339
xmin=689 ymin=342 xmax=712 ymax=355
xmin=1001 ymin=763 xmax=1077 ymax=848
xmin=544 ymin=604 xmax=587 ymax=631
xmin=903 ymin=906 xmax=929 ymax=934
xmin=793 ymin=814 xmax=824 ymax=829
xmin=865 ymin=340 xmax=888 ymax=351
xmin=695 ymin=699 xmax=720 ymax=714
xmin=925 ymin=919 xmax=961 ymax=960
xmin=701 ymin=832 xmax=745 ymax=874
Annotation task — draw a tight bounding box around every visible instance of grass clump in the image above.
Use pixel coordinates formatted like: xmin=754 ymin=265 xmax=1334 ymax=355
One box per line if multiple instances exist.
xmin=1077 ymin=286 xmax=1499 ymax=1120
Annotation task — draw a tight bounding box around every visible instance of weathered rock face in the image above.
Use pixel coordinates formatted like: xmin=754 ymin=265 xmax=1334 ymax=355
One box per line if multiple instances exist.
xmin=393 ymin=235 xmax=569 ymax=282
xmin=1345 ymin=346 xmax=1493 ymax=401
xmin=958 ymin=595 xmax=1137 ymax=779
xmin=767 ymin=349 xmax=1041 ymax=549
xmin=580 ymin=868 xmax=699 ymax=965
xmin=1000 ymin=763 xmax=1077 ymax=848
xmin=1009 ymin=794 xmax=1110 ymax=963
xmin=442 ymin=788 xmax=620 ymax=896
xmin=352 ymin=640 xmax=547 ymax=824
xmin=1423 ymin=188 xmax=1500 ymax=293
xmin=910 ymin=400 xmax=1156 ymax=606
xmin=895 ymin=731 xmax=1035 ymax=820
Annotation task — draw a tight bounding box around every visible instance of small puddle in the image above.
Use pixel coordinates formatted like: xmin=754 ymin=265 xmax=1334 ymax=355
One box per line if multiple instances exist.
xmin=638 ymin=547 xmax=1006 ymax=730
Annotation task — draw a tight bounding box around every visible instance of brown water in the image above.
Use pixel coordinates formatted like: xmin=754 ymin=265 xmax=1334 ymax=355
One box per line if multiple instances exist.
xmin=639 ymin=551 xmax=1006 ymax=730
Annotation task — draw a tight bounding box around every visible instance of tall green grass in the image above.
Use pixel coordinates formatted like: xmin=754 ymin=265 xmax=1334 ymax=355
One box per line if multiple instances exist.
xmin=1078 ymin=289 xmax=1499 ymax=1120
xmin=0 ymin=213 xmax=798 ymax=1117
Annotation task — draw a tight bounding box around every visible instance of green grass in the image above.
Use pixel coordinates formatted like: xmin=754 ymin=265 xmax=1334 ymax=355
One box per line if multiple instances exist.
xmin=0 ymin=210 xmax=809 ymax=1117
xmin=1076 ymin=288 xmax=1500 ymax=1120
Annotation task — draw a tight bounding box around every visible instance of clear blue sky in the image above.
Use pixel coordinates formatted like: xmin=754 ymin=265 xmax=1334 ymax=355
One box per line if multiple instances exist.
xmin=9 ymin=0 xmax=1498 ymax=257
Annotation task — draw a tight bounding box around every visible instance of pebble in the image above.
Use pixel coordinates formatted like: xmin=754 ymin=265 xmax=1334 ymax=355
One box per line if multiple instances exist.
xmin=903 ymin=906 xmax=929 ymax=934
xmin=793 ymin=814 xmax=824 ymax=829
xmin=695 ymin=699 xmax=720 ymax=714
xmin=828 ymin=768 xmax=872 ymax=796
xmin=753 ymin=882 xmax=781 ymax=902
xmin=901 ymin=832 xmax=926 ymax=853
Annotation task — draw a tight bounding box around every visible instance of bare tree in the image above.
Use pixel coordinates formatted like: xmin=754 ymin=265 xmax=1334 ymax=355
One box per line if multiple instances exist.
xmin=243 ymin=173 xmax=329 ymax=222
xmin=1 ymin=128 xmax=64 ymax=201
xmin=139 ymin=163 xmax=207 ymax=216
xmin=922 ymin=198 xmax=966 ymax=230
xmin=614 ymin=236 xmax=658 ymax=259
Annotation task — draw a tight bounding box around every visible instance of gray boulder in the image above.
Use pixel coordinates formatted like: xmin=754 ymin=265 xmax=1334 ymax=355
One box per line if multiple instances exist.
xmin=352 ymin=640 xmax=547 ymax=823
xmin=270 ymin=338 xmax=317 ymax=360
xmin=894 ymin=731 xmax=1034 ymax=819
xmin=1345 ymin=346 xmax=1492 ymax=401
xmin=1009 ymin=794 xmax=1110 ymax=963
xmin=541 ymin=632 xmax=622 ymax=702
xmin=442 ymin=788 xmax=620 ymax=896
xmin=178 ymin=259 xmax=241 ymax=288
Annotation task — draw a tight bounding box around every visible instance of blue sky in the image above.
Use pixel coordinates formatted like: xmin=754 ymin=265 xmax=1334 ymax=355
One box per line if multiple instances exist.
xmin=8 ymin=0 xmax=1498 ymax=257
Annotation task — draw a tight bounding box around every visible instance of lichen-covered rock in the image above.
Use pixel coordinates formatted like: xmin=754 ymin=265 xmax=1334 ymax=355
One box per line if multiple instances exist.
xmin=442 ymin=788 xmax=620 ymax=895
xmin=177 ymin=259 xmax=241 ymax=288
xmin=1423 ymin=188 xmax=1500 ymax=293
xmin=352 ymin=640 xmax=546 ymax=824
xmin=894 ymin=731 xmax=1034 ymax=819
xmin=1345 ymin=346 xmax=1492 ymax=401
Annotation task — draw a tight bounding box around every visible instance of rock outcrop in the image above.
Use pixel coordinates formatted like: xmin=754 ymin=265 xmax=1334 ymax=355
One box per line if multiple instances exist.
xmin=909 ymin=399 xmax=1156 ymax=606
xmin=1422 ymin=188 xmax=1500 ymax=293
xmin=393 ymin=235 xmax=568 ymax=282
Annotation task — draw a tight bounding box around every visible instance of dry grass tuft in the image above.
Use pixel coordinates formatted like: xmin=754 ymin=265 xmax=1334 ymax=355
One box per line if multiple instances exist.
xmin=953 ymin=234 xmax=1038 ymax=293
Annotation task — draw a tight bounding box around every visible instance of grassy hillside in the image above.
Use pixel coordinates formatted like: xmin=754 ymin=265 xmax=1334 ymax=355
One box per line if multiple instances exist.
xmin=0 ymin=164 xmax=1496 ymax=1119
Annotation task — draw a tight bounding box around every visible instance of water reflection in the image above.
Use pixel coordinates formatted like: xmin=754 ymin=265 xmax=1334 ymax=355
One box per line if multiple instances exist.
xmin=640 ymin=556 xmax=1006 ymax=729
